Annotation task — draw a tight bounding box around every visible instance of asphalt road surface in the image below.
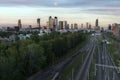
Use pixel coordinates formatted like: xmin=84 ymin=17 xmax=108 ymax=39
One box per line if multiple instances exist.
xmin=28 ymin=35 xmax=120 ymax=80
xmin=28 ymin=38 xmax=92 ymax=80
xmin=75 ymin=37 xmax=96 ymax=80
xmin=96 ymin=37 xmax=120 ymax=80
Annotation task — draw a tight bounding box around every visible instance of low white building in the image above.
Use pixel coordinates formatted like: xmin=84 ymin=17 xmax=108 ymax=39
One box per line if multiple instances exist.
xmin=18 ymin=34 xmax=32 ymax=40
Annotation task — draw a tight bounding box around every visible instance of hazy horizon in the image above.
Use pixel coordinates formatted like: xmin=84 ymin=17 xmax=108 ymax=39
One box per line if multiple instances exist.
xmin=0 ymin=0 xmax=120 ymax=27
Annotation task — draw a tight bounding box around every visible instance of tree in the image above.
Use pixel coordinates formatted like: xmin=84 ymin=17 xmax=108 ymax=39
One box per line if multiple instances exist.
xmin=39 ymin=41 xmax=55 ymax=65
xmin=22 ymin=43 xmax=46 ymax=76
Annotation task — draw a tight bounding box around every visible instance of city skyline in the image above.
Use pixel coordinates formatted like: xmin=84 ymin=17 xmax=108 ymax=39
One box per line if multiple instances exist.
xmin=0 ymin=0 xmax=120 ymax=27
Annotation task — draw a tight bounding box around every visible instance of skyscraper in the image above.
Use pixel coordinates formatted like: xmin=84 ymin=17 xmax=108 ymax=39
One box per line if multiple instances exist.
xmin=54 ymin=17 xmax=58 ymax=26
xmin=66 ymin=24 xmax=69 ymax=30
xmin=71 ymin=24 xmax=74 ymax=29
xmin=49 ymin=16 xmax=54 ymax=29
xmin=81 ymin=24 xmax=83 ymax=29
xmin=63 ymin=21 xmax=67 ymax=29
xmin=18 ymin=19 xmax=22 ymax=28
xmin=95 ymin=19 xmax=100 ymax=31
xmin=59 ymin=21 xmax=67 ymax=30
xmin=74 ymin=23 xmax=78 ymax=29
xmin=54 ymin=17 xmax=58 ymax=30
xmin=37 ymin=18 xmax=41 ymax=29
xmin=108 ymin=24 xmax=112 ymax=30
xmin=89 ymin=24 xmax=92 ymax=29
xmin=86 ymin=22 xmax=89 ymax=29
xmin=96 ymin=19 xmax=99 ymax=27
xmin=59 ymin=21 xmax=64 ymax=29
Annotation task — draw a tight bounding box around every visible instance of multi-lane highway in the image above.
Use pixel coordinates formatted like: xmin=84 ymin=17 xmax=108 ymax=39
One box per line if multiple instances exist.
xmin=96 ymin=38 xmax=120 ymax=80
xmin=75 ymin=38 xmax=96 ymax=80
xmin=28 ymin=38 xmax=92 ymax=80
xmin=28 ymin=35 xmax=120 ymax=80
xmin=74 ymin=35 xmax=120 ymax=80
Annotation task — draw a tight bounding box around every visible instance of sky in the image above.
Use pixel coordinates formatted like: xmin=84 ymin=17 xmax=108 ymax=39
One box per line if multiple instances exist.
xmin=0 ymin=0 xmax=120 ymax=27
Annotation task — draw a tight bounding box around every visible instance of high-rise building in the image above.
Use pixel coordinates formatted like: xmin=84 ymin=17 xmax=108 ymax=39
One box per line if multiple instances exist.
xmin=74 ymin=23 xmax=78 ymax=29
xmin=71 ymin=24 xmax=74 ymax=29
xmin=66 ymin=24 xmax=69 ymax=30
xmin=59 ymin=21 xmax=67 ymax=30
xmin=81 ymin=24 xmax=83 ymax=29
xmin=63 ymin=21 xmax=67 ymax=29
xmin=18 ymin=19 xmax=22 ymax=28
xmin=112 ymin=23 xmax=120 ymax=36
xmin=89 ymin=24 xmax=92 ymax=29
xmin=59 ymin=21 xmax=64 ymax=29
xmin=95 ymin=19 xmax=100 ymax=31
xmin=86 ymin=22 xmax=89 ymax=29
xmin=54 ymin=17 xmax=58 ymax=30
xmin=37 ymin=18 xmax=41 ymax=29
xmin=108 ymin=24 xmax=112 ymax=30
xmin=95 ymin=19 xmax=99 ymax=27
xmin=49 ymin=16 xmax=54 ymax=29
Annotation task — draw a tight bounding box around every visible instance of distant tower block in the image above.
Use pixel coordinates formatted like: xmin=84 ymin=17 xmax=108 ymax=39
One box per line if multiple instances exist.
xmin=49 ymin=16 xmax=54 ymax=29
xmin=96 ymin=19 xmax=99 ymax=27
xmin=54 ymin=17 xmax=58 ymax=30
xmin=74 ymin=23 xmax=78 ymax=29
xmin=59 ymin=21 xmax=64 ymax=29
xmin=95 ymin=19 xmax=100 ymax=31
xmin=71 ymin=24 xmax=74 ymax=29
xmin=63 ymin=21 xmax=67 ymax=29
xmin=86 ymin=22 xmax=89 ymax=29
xmin=54 ymin=17 xmax=58 ymax=26
xmin=81 ymin=24 xmax=83 ymax=29
xmin=18 ymin=19 xmax=22 ymax=28
xmin=37 ymin=18 xmax=41 ymax=29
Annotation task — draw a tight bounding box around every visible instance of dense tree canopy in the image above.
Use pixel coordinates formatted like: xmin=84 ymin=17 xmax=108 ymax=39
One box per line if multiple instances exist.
xmin=0 ymin=31 xmax=87 ymax=80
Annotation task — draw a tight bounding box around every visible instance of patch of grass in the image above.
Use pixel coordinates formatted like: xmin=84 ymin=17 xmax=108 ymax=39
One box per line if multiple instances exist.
xmin=89 ymin=46 xmax=98 ymax=80
xmin=105 ymin=34 xmax=120 ymax=66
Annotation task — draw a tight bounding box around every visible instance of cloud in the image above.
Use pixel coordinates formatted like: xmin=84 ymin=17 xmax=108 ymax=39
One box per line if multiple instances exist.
xmin=0 ymin=0 xmax=120 ymax=8
xmin=83 ymin=8 xmax=120 ymax=16
xmin=0 ymin=0 xmax=120 ymax=27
